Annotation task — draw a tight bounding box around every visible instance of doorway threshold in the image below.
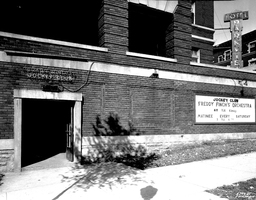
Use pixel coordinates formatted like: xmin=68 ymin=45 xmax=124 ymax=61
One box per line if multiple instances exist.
xmin=22 ymin=153 xmax=75 ymax=171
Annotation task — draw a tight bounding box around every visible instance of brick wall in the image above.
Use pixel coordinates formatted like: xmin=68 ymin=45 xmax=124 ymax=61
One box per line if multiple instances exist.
xmin=195 ymin=0 xmax=214 ymax=29
xmin=84 ymin=71 xmax=256 ymax=136
xmin=192 ymin=38 xmax=214 ymax=64
xmin=98 ymin=0 xmax=128 ymax=54
xmin=1 ymin=59 xmax=256 ymax=140
xmin=0 ymin=62 xmax=87 ymax=139
xmin=0 ymin=63 xmax=16 ymax=139
xmin=166 ymin=1 xmax=192 ymax=64
xmin=2 ymin=35 xmax=251 ymax=81
xmin=1 ymin=0 xmax=256 ymax=141
xmin=192 ymin=26 xmax=214 ymax=39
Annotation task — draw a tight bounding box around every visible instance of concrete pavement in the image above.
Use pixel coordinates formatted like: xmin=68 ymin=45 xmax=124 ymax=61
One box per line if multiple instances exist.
xmin=1 ymin=152 xmax=256 ymax=200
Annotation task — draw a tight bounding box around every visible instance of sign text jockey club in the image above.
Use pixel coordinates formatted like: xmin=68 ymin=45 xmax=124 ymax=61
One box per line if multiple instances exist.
xmin=224 ymin=11 xmax=249 ymax=68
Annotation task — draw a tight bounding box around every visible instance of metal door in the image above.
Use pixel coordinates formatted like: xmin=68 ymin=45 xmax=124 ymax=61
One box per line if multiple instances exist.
xmin=66 ymin=106 xmax=74 ymax=162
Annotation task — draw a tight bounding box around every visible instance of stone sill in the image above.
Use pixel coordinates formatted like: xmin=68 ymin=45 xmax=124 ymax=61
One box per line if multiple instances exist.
xmin=192 ymin=35 xmax=215 ymax=43
xmin=192 ymin=24 xmax=215 ymax=32
xmin=126 ymin=51 xmax=177 ymax=63
xmin=190 ymin=61 xmax=256 ymax=74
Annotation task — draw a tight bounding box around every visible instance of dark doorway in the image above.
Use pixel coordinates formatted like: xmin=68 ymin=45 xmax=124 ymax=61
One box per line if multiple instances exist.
xmin=21 ymin=99 xmax=74 ymax=168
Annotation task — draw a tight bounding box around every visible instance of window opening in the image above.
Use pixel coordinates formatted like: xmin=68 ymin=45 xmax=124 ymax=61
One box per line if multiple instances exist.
xmin=191 ymin=1 xmax=195 ymax=24
xmin=224 ymin=50 xmax=232 ymax=61
xmin=0 ymin=1 xmax=102 ymax=46
xmin=128 ymin=3 xmax=173 ymax=57
xmin=191 ymin=47 xmax=200 ymax=63
xmin=218 ymin=55 xmax=224 ymax=63
xmin=248 ymin=58 xmax=256 ymax=66
xmin=248 ymin=41 xmax=256 ymax=53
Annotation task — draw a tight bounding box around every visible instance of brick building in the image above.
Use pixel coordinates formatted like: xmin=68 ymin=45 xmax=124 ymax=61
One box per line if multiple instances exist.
xmin=1 ymin=0 xmax=256 ymax=172
xmin=213 ymin=29 xmax=256 ymax=69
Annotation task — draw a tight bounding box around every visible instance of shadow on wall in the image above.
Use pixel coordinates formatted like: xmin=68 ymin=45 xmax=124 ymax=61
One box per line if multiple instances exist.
xmin=92 ymin=112 xmax=141 ymax=136
xmin=81 ymin=112 xmax=160 ymax=170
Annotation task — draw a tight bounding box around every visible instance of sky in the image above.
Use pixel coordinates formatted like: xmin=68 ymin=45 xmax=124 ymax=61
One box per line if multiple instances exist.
xmin=214 ymin=0 xmax=256 ymax=45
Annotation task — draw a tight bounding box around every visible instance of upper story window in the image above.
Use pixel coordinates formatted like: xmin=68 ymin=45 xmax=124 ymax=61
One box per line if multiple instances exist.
xmin=218 ymin=55 xmax=224 ymax=63
xmin=128 ymin=3 xmax=173 ymax=57
xmin=224 ymin=50 xmax=232 ymax=60
xmin=191 ymin=47 xmax=200 ymax=63
xmin=191 ymin=1 xmax=195 ymax=24
xmin=0 ymin=2 xmax=101 ymax=46
xmin=248 ymin=41 xmax=256 ymax=53
xmin=248 ymin=58 xmax=256 ymax=66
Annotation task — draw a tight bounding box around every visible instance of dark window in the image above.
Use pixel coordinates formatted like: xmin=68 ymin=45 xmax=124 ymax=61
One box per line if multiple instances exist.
xmin=0 ymin=2 xmax=102 ymax=46
xmin=249 ymin=58 xmax=256 ymax=66
xmin=218 ymin=55 xmax=224 ymax=63
xmin=224 ymin=50 xmax=231 ymax=60
xmin=128 ymin=3 xmax=173 ymax=57
xmin=248 ymin=41 xmax=256 ymax=53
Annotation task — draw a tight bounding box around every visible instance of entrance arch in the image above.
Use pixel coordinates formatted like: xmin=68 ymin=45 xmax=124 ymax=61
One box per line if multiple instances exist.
xmin=13 ymin=89 xmax=82 ymax=172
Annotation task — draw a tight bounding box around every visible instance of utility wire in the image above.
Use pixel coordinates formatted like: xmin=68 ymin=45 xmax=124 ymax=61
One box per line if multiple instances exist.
xmin=61 ymin=62 xmax=95 ymax=92
xmin=214 ymin=9 xmax=229 ymax=43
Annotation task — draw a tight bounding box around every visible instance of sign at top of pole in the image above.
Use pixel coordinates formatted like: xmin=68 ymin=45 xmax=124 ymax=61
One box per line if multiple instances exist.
xmin=224 ymin=11 xmax=249 ymax=22
xmin=224 ymin=11 xmax=249 ymax=68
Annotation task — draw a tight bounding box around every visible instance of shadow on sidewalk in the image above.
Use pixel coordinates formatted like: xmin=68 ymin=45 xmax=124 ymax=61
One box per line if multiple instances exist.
xmin=62 ymin=162 xmax=146 ymax=190
xmin=54 ymin=162 xmax=157 ymax=200
xmin=53 ymin=113 xmax=159 ymax=199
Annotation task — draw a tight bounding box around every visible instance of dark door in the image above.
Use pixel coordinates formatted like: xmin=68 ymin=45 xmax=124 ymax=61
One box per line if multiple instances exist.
xmin=22 ymin=99 xmax=74 ymax=167
xmin=66 ymin=106 xmax=74 ymax=162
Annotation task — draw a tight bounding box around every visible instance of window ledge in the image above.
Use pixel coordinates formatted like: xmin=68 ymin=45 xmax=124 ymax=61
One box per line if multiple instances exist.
xmin=126 ymin=51 xmax=177 ymax=63
xmin=192 ymin=35 xmax=215 ymax=43
xmin=192 ymin=24 xmax=215 ymax=32
xmin=0 ymin=31 xmax=108 ymax=52
xmin=190 ymin=61 xmax=256 ymax=74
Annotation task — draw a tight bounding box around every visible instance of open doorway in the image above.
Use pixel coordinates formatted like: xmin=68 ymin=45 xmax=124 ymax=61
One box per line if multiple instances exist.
xmin=21 ymin=99 xmax=74 ymax=169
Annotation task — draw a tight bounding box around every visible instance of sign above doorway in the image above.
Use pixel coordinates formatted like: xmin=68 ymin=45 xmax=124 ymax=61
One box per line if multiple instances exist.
xmin=22 ymin=67 xmax=76 ymax=83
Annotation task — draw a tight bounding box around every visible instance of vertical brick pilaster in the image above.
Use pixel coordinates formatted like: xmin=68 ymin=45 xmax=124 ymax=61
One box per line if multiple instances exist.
xmin=98 ymin=0 xmax=129 ymax=54
xmin=195 ymin=0 xmax=214 ymax=29
xmin=166 ymin=0 xmax=192 ymax=64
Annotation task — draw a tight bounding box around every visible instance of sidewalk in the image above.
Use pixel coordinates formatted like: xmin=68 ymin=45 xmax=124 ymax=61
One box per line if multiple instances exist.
xmin=1 ymin=152 xmax=256 ymax=200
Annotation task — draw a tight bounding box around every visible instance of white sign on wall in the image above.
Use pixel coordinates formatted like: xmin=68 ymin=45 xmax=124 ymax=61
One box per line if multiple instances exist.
xmin=195 ymin=95 xmax=256 ymax=124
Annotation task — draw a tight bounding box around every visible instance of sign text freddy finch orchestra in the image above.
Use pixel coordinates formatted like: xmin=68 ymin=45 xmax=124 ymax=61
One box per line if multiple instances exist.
xmin=195 ymin=95 xmax=255 ymax=123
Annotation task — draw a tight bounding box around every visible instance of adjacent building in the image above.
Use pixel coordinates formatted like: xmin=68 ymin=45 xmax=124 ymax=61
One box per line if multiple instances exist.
xmin=1 ymin=0 xmax=256 ymax=172
xmin=214 ymin=29 xmax=256 ymax=69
